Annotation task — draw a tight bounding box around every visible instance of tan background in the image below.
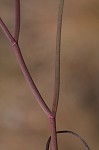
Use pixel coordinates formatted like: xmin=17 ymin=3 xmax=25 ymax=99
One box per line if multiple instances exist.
xmin=0 ymin=0 xmax=99 ymax=149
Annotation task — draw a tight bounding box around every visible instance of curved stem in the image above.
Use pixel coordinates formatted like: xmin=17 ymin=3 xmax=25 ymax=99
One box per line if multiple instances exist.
xmin=14 ymin=0 xmax=20 ymax=42
xmin=0 ymin=17 xmax=52 ymax=118
xmin=52 ymin=0 xmax=64 ymax=116
xmin=46 ymin=130 xmax=91 ymax=150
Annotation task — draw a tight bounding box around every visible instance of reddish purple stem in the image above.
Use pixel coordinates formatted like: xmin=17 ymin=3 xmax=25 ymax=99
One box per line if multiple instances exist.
xmin=14 ymin=0 xmax=20 ymax=42
xmin=50 ymin=0 xmax=64 ymax=149
xmin=0 ymin=17 xmax=52 ymax=118
xmin=0 ymin=0 xmax=64 ymax=149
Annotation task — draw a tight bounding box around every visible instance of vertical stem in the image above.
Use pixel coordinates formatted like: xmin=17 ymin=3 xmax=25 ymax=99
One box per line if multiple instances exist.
xmin=52 ymin=0 xmax=64 ymax=116
xmin=50 ymin=0 xmax=64 ymax=149
xmin=50 ymin=117 xmax=58 ymax=150
xmin=14 ymin=0 xmax=20 ymax=42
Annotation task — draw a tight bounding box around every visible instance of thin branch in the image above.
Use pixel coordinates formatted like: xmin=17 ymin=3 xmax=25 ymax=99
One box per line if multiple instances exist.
xmin=0 ymin=17 xmax=53 ymax=118
xmin=52 ymin=0 xmax=64 ymax=115
xmin=0 ymin=18 xmax=14 ymax=44
xmin=14 ymin=0 xmax=20 ymax=42
xmin=46 ymin=130 xmax=91 ymax=150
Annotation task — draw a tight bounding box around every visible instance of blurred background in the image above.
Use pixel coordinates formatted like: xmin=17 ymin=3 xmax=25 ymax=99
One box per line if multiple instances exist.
xmin=0 ymin=0 xmax=99 ymax=149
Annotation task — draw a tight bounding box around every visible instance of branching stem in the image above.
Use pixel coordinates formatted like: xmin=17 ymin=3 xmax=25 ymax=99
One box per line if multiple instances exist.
xmin=0 ymin=17 xmax=52 ymax=118
xmin=0 ymin=0 xmax=65 ymax=149
xmin=3 ymin=1 xmax=92 ymax=150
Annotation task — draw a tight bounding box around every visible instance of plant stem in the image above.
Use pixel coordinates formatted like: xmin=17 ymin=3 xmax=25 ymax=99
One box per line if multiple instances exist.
xmin=0 ymin=1 xmax=64 ymax=149
xmin=12 ymin=43 xmax=52 ymax=117
xmin=0 ymin=18 xmax=14 ymax=44
xmin=46 ymin=131 xmax=91 ymax=150
xmin=52 ymin=0 xmax=64 ymax=116
xmin=14 ymin=0 xmax=20 ymax=42
xmin=50 ymin=1 xmax=64 ymax=149
xmin=0 ymin=17 xmax=52 ymax=118
xmin=50 ymin=117 xmax=58 ymax=150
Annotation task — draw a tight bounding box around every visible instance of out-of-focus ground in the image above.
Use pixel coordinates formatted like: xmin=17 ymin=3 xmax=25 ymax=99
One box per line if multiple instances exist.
xmin=0 ymin=0 xmax=99 ymax=149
